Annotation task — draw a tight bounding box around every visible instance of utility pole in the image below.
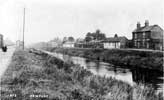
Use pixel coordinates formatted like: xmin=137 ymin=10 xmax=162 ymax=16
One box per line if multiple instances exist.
xmin=22 ymin=8 xmax=25 ymax=50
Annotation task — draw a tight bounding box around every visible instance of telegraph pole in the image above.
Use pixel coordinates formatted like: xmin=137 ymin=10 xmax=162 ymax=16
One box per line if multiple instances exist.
xmin=22 ymin=8 xmax=25 ymax=50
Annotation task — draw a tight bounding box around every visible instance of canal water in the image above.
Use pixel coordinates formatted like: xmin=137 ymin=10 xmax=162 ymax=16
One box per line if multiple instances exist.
xmin=51 ymin=52 xmax=163 ymax=92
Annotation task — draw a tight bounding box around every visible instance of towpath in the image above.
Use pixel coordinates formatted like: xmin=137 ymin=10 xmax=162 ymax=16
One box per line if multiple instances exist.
xmin=0 ymin=46 xmax=15 ymax=79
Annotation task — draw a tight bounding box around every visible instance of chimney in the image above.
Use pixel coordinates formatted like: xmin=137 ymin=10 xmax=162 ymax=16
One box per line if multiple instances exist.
xmin=145 ymin=20 xmax=149 ymax=27
xmin=137 ymin=22 xmax=141 ymax=29
xmin=114 ymin=34 xmax=118 ymax=38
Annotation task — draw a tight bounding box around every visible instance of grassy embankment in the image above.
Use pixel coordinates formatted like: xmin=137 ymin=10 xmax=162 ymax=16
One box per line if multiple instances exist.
xmin=0 ymin=49 xmax=163 ymax=100
xmin=50 ymin=48 xmax=163 ymax=71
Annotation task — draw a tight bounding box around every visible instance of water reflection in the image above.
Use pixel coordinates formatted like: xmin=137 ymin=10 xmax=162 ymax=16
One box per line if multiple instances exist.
xmin=131 ymin=67 xmax=163 ymax=90
xmin=53 ymin=52 xmax=163 ymax=91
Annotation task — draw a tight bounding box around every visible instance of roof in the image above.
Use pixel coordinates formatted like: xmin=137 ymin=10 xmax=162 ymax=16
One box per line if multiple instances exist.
xmin=63 ymin=41 xmax=75 ymax=44
xmin=104 ymin=36 xmax=128 ymax=42
xmin=133 ymin=25 xmax=162 ymax=33
xmin=90 ymin=40 xmax=103 ymax=43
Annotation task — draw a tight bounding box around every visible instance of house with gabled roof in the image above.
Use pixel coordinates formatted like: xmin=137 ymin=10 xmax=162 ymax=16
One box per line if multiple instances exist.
xmin=132 ymin=20 xmax=163 ymax=50
xmin=103 ymin=34 xmax=128 ymax=49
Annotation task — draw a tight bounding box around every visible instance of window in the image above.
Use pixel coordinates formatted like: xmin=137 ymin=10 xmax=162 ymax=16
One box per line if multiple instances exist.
xmin=134 ymin=40 xmax=137 ymax=47
xmin=137 ymin=42 xmax=140 ymax=48
xmin=142 ymin=40 xmax=145 ymax=47
xmin=143 ymin=32 xmax=146 ymax=38
xmin=134 ymin=33 xmax=137 ymax=39
xmin=146 ymin=42 xmax=149 ymax=49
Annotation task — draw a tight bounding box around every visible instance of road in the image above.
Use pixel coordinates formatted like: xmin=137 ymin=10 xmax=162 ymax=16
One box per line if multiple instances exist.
xmin=0 ymin=46 xmax=15 ymax=79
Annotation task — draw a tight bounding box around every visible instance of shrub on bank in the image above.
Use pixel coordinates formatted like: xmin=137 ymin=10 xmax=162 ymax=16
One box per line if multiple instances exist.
xmin=52 ymin=48 xmax=163 ymax=71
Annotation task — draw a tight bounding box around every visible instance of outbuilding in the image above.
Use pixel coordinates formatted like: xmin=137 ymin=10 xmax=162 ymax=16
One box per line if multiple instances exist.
xmin=103 ymin=34 xmax=128 ymax=49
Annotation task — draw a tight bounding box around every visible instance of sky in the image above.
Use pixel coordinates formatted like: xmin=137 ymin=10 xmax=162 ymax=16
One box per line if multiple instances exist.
xmin=0 ymin=0 xmax=163 ymax=44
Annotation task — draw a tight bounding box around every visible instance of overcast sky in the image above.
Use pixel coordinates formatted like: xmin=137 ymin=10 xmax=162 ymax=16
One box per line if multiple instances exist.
xmin=0 ymin=0 xmax=163 ymax=44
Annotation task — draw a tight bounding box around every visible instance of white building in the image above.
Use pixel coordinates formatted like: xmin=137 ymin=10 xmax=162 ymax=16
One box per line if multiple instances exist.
xmin=63 ymin=41 xmax=75 ymax=48
xmin=103 ymin=41 xmax=120 ymax=49
xmin=103 ymin=34 xmax=128 ymax=49
xmin=16 ymin=40 xmax=23 ymax=48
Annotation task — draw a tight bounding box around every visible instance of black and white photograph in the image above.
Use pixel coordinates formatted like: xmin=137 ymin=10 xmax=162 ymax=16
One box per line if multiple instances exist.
xmin=0 ymin=0 xmax=163 ymax=99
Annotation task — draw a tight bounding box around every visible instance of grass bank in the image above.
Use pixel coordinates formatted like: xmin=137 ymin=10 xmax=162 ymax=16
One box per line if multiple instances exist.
xmin=50 ymin=48 xmax=163 ymax=71
xmin=0 ymin=49 xmax=163 ymax=100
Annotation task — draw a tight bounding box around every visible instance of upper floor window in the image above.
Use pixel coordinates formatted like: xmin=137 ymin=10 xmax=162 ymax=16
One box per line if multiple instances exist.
xmin=134 ymin=33 xmax=137 ymax=39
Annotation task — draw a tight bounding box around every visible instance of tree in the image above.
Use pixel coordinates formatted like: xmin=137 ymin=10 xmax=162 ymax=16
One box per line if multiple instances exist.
xmin=68 ymin=36 xmax=74 ymax=42
xmin=85 ymin=36 xmax=92 ymax=42
xmin=114 ymin=34 xmax=118 ymax=38
xmin=84 ymin=29 xmax=106 ymax=42
xmin=86 ymin=32 xmax=92 ymax=37
xmin=63 ymin=37 xmax=67 ymax=42
xmin=92 ymin=29 xmax=106 ymax=40
xmin=94 ymin=29 xmax=106 ymax=40
xmin=96 ymin=29 xmax=100 ymax=34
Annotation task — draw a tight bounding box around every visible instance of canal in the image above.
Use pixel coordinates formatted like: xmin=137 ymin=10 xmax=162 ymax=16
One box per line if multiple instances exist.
xmin=49 ymin=52 xmax=163 ymax=92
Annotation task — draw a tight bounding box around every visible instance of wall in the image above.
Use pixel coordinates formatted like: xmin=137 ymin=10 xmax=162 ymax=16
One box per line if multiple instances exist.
xmin=103 ymin=42 xmax=120 ymax=49
xmin=63 ymin=43 xmax=74 ymax=48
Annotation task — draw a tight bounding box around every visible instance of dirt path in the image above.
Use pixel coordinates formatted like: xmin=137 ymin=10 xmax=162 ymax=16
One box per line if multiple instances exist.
xmin=0 ymin=46 xmax=15 ymax=79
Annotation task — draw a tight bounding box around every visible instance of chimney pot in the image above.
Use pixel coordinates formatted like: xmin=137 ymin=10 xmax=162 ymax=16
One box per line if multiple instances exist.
xmin=137 ymin=22 xmax=141 ymax=29
xmin=145 ymin=20 xmax=149 ymax=27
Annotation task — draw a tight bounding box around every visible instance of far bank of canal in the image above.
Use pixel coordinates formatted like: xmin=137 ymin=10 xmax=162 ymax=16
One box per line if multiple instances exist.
xmin=46 ymin=48 xmax=163 ymax=92
xmin=51 ymin=48 xmax=163 ymax=71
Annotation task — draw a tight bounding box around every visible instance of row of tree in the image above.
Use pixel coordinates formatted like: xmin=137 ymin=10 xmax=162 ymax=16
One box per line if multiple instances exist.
xmin=51 ymin=29 xmax=106 ymax=43
xmin=85 ymin=29 xmax=106 ymax=42
xmin=63 ymin=37 xmax=75 ymax=42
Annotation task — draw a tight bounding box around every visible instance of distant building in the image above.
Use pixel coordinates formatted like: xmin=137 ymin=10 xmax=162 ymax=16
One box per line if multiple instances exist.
xmin=132 ymin=20 xmax=163 ymax=50
xmin=0 ymin=34 xmax=3 ymax=48
xmin=103 ymin=34 xmax=128 ymax=49
xmin=16 ymin=40 xmax=23 ymax=48
xmin=63 ymin=41 xmax=75 ymax=48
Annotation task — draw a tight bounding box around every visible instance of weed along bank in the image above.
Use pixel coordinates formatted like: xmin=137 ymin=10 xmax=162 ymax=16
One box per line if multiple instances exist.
xmin=1 ymin=48 xmax=162 ymax=100
xmin=52 ymin=48 xmax=163 ymax=71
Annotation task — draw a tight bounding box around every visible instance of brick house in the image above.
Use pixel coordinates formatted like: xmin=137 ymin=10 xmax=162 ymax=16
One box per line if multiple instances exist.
xmin=132 ymin=20 xmax=163 ymax=50
xmin=103 ymin=34 xmax=128 ymax=49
